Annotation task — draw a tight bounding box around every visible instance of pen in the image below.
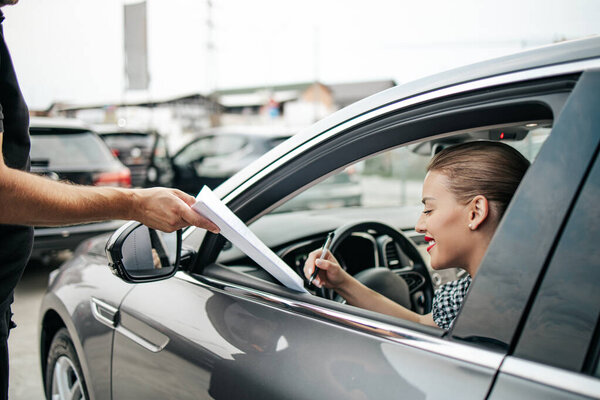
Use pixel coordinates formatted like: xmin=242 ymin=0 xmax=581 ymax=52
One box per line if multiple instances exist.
xmin=309 ymin=231 xmax=335 ymax=286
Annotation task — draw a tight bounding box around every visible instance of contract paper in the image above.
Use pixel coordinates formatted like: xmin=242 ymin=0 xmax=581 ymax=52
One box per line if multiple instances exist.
xmin=192 ymin=186 xmax=308 ymax=293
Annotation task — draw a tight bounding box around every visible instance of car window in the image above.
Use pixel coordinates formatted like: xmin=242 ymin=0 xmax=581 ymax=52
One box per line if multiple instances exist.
xmin=512 ymin=148 xmax=600 ymax=373
xmin=153 ymin=136 xmax=171 ymax=167
xmin=30 ymin=130 xmax=117 ymax=167
xmin=215 ymin=124 xmax=553 ymax=292
xmin=174 ymin=135 xmax=248 ymax=166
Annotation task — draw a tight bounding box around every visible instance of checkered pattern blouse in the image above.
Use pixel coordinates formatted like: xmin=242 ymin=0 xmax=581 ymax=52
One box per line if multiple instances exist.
xmin=432 ymin=275 xmax=472 ymax=329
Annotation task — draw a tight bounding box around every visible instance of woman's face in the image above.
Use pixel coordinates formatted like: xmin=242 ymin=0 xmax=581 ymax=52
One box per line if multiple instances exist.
xmin=415 ymin=171 xmax=472 ymax=270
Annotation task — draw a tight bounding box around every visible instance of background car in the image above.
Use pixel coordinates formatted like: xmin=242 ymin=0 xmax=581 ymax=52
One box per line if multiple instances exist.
xmin=170 ymin=126 xmax=294 ymax=194
xmin=40 ymin=37 xmax=600 ymax=400
xmin=95 ymin=125 xmax=174 ymax=188
xmin=29 ymin=117 xmax=127 ymax=262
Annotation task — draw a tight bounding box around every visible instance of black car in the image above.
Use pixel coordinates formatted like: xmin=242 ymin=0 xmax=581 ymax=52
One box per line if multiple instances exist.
xmin=40 ymin=37 xmax=600 ymax=399
xmin=95 ymin=126 xmax=174 ymax=188
xmin=170 ymin=126 xmax=293 ymax=194
xmin=29 ymin=118 xmax=128 ymax=261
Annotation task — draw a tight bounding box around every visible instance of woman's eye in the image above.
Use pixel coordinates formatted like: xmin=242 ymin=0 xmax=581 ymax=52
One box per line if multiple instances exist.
xmin=422 ymin=210 xmax=432 ymax=215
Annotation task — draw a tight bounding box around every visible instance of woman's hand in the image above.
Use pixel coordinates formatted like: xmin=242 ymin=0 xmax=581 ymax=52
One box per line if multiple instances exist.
xmin=303 ymin=249 xmax=351 ymax=289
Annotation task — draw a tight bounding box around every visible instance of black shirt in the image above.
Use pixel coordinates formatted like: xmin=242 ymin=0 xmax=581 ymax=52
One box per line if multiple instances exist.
xmin=0 ymin=9 xmax=34 ymax=339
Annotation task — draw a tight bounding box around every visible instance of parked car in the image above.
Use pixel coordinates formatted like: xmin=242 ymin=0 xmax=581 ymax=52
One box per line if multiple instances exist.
xmin=170 ymin=126 xmax=294 ymax=194
xmin=29 ymin=117 xmax=128 ymax=261
xmin=95 ymin=126 xmax=174 ymax=188
xmin=40 ymin=37 xmax=600 ymax=400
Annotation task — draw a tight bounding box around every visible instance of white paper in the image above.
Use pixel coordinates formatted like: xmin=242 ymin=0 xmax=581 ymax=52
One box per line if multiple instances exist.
xmin=193 ymin=186 xmax=308 ymax=293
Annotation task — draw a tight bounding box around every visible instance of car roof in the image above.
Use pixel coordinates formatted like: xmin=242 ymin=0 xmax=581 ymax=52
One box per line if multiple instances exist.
xmin=29 ymin=117 xmax=91 ymax=131
xmin=215 ymin=36 xmax=600 ymax=199
xmin=92 ymin=124 xmax=159 ymax=136
xmin=203 ymin=125 xmax=297 ymax=138
xmin=316 ymin=36 xmax=600 ymax=136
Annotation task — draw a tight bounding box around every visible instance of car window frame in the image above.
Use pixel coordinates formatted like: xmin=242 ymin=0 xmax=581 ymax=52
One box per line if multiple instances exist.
xmin=183 ymin=76 xmax=579 ymax=345
xmin=193 ymin=75 xmax=575 ymax=271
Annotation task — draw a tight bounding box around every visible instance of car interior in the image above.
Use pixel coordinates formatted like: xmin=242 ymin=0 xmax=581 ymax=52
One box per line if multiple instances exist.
xmin=204 ymin=121 xmax=551 ymax=317
xmin=184 ymin=76 xmax=575 ymax=332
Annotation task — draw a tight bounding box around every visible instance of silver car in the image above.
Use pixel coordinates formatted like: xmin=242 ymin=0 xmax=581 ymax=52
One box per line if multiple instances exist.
xmin=40 ymin=37 xmax=600 ymax=399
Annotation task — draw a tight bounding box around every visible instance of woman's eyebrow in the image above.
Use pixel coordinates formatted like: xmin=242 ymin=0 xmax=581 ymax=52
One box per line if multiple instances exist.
xmin=421 ymin=197 xmax=435 ymax=205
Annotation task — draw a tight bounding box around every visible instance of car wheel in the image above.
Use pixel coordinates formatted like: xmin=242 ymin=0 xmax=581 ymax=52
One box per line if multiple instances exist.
xmin=45 ymin=328 xmax=89 ymax=400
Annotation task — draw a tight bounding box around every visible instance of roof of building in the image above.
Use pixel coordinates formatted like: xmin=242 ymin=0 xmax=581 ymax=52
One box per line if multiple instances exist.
xmin=213 ymin=79 xmax=397 ymax=108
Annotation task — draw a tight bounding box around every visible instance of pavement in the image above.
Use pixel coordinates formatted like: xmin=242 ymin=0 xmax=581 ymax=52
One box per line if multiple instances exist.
xmin=8 ymin=258 xmax=64 ymax=400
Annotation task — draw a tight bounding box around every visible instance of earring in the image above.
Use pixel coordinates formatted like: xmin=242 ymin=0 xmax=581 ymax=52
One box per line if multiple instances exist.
xmin=468 ymin=223 xmax=473 ymax=229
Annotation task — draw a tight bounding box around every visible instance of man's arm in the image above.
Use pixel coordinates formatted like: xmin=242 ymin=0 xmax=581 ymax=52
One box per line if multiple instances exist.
xmin=0 ymin=132 xmax=219 ymax=233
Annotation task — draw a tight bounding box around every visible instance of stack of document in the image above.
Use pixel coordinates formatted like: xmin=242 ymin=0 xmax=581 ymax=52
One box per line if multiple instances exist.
xmin=193 ymin=186 xmax=308 ymax=293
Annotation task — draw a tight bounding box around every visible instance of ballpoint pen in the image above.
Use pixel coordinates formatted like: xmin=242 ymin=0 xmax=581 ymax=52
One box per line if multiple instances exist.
xmin=309 ymin=231 xmax=335 ymax=286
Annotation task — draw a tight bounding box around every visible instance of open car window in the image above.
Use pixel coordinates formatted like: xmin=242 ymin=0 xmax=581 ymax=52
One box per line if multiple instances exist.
xmin=194 ymin=72 xmax=578 ymax=339
xmin=216 ymin=122 xmax=553 ymax=292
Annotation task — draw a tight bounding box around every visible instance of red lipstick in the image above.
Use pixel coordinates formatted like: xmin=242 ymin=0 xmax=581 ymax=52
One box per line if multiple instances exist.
xmin=424 ymin=236 xmax=436 ymax=252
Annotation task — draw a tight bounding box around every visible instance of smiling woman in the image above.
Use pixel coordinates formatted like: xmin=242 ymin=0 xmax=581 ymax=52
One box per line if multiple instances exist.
xmin=417 ymin=141 xmax=530 ymax=328
xmin=303 ymin=141 xmax=531 ymax=329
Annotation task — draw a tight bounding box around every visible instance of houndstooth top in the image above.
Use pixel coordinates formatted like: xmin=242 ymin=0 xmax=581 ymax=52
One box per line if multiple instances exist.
xmin=432 ymin=275 xmax=472 ymax=329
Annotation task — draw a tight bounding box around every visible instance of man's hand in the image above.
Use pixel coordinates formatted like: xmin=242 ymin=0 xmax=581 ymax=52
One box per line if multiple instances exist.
xmin=131 ymin=187 xmax=219 ymax=233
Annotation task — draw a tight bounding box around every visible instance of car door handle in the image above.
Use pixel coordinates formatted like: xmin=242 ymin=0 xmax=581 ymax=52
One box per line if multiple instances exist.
xmin=90 ymin=297 xmax=119 ymax=327
xmin=91 ymin=297 xmax=169 ymax=352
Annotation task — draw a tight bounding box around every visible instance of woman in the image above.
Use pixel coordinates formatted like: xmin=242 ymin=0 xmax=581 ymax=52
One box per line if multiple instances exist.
xmin=303 ymin=141 xmax=530 ymax=329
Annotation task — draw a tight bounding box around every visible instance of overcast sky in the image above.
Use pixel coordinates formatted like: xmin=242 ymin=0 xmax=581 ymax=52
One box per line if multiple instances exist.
xmin=3 ymin=0 xmax=600 ymax=109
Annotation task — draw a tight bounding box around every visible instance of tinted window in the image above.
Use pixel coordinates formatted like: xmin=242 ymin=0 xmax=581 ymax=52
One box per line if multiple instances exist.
xmin=513 ymin=149 xmax=600 ymax=372
xmin=154 ymin=136 xmax=171 ymax=168
xmin=174 ymin=135 xmax=248 ymax=166
xmin=30 ymin=130 xmax=116 ymax=168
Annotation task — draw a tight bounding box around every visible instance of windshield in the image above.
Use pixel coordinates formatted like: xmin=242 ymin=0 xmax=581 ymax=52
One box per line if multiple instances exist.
xmin=30 ymin=130 xmax=117 ymax=168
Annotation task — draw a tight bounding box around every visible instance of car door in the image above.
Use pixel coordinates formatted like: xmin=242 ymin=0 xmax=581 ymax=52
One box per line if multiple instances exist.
xmin=148 ymin=134 xmax=174 ymax=187
xmin=489 ymin=134 xmax=600 ymax=399
xmin=111 ymin=69 xmax=589 ymax=399
xmin=111 ymin=270 xmax=503 ymax=399
xmin=486 ymin=70 xmax=600 ymax=399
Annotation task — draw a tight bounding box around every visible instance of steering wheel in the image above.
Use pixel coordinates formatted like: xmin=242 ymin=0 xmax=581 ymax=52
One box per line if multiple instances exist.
xmin=323 ymin=221 xmax=433 ymax=314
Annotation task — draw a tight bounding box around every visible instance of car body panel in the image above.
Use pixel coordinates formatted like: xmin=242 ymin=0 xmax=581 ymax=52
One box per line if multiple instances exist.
xmin=40 ymin=245 xmax=134 ymax=400
xmin=111 ymin=273 xmax=500 ymax=399
xmin=490 ymin=357 xmax=600 ymax=400
xmin=39 ymin=37 xmax=600 ymax=399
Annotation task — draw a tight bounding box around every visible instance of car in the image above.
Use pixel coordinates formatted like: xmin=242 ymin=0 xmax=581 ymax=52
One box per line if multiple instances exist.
xmin=171 ymin=126 xmax=363 ymax=210
xmin=95 ymin=126 xmax=174 ymax=188
xmin=170 ymin=126 xmax=295 ymax=194
xmin=39 ymin=37 xmax=600 ymax=400
xmin=29 ymin=118 xmax=129 ymax=261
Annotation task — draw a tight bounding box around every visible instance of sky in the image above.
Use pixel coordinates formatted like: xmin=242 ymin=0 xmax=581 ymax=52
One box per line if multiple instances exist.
xmin=2 ymin=0 xmax=600 ymax=110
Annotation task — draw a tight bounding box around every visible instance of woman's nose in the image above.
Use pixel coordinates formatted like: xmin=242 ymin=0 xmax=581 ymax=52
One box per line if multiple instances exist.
xmin=415 ymin=214 xmax=426 ymax=233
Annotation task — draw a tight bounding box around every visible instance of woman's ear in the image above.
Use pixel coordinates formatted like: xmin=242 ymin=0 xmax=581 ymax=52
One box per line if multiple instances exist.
xmin=468 ymin=195 xmax=489 ymax=230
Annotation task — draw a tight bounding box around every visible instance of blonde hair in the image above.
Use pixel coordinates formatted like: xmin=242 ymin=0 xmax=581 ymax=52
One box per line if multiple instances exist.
xmin=427 ymin=141 xmax=530 ymax=219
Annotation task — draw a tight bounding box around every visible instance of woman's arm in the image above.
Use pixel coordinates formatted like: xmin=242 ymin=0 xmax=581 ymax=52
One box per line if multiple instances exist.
xmin=304 ymin=249 xmax=436 ymax=327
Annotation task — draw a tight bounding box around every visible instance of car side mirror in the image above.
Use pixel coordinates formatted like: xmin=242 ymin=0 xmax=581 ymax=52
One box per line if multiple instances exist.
xmin=105 ymin=221 xmax=182 ymax=283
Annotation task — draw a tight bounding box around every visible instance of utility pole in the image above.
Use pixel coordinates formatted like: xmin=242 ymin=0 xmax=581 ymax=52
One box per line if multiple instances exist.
xmin=206 ymin=0 xmax=219 ymax=127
